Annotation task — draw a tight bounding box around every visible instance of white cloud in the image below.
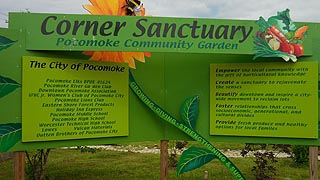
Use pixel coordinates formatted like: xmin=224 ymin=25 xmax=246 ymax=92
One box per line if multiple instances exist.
xmin=144 ymin=1 xmax=223 ymax=18
xmin=145 ymin=0 xmax=320 ymax=22
xmin=213 ymin=0 xmax=320 ymax=22
xmin=0 ymin=0 xmax=88 ymax=27
xmin=0 ymin=0 xmax=88 ymax=14
xmin=0 ymin=0 xmax=319 ymax=27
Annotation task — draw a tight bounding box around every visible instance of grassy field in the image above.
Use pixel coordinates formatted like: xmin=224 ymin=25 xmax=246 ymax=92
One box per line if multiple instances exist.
xmin=0 ymin=142 xmax=315 ymax=180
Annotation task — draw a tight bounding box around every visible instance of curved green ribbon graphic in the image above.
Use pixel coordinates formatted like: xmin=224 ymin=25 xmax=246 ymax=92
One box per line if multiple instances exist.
xmin=129 ymin=71 xmax=245 ymax=180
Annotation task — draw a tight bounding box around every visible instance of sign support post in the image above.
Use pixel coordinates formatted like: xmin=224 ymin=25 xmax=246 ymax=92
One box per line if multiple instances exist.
xmin=309 ymin=146 xmax=318 ymax=180
xmin=160 ymin=140 xmax=168 ymax=180
xmin=14 ymin=152 xmax=25 ymax=180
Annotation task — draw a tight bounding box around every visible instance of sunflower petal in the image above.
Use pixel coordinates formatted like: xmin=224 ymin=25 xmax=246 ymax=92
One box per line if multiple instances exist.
xmin=88 ymin=0 xmax=99 ymax=8
xmin=89 ymin=51 xmax=103 ymax=60
xmin=95 ymin=0 xmax=114 ymax=15
xmin=141 ymin=7 xmax=146 ymax=16
xmin=104 ymin=0 xmax=120 ymax=15
xmin=83 ymin=4 xmax=104 ymax=15
xmin=102 ymin=52 xmax=119 ymax=62
xmin=82 ymin=51 xmax=94 ymax=56
xmin=124 ymin=52 xmax=145 ymax=62
xmin=134 ymin=52 xmax=145 ymax=62
xmin=144 ymin=52 xmax=151 ymax=58
xmin=127 ymin=57 xmax=136 ymax=69
xmin=118 ymin=0 xmax=127 ymax=16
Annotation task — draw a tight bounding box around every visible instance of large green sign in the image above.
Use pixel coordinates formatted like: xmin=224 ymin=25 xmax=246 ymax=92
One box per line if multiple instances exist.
xmin=1 ymin=13 xmax=320 ymax=154
xmin=1 ymin=10 xmax=320 ymax=180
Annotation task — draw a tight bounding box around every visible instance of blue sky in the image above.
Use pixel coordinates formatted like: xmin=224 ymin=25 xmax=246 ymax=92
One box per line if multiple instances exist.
xmin=0 ymin=0 xmax=319 ymax=27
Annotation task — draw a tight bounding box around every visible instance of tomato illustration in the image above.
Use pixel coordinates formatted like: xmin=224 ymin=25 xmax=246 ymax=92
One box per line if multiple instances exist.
xmin=279 ymin=42 xmax=293 ymax=54
xmin=292 ymin=44 xmax=304 ymax=57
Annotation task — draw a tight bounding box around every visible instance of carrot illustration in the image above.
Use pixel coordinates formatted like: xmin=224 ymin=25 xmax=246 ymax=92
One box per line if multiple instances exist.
xmin=294 ymin=26 xmax=308 ymax=40
xmin=266 ymin=25 xmax=288 ymax=43
xmin=256 ymin=17 xmax=288 ymax=43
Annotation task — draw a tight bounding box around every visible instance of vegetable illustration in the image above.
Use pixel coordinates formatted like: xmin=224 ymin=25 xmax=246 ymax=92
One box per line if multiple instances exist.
xmin=266 ymin=25 xmax=288 ymax=43
xmin=294 ymin=26 xmax=308 ymax=40
xmin=279 ymin=42 xmax=293 ymax=54
xmin=292 ymin=43 xmax=304 ymax=57
xmin=254 ymin=9 xmax=308 ymax=61
xmin=268 ymin=38 xmax=280 ymax=50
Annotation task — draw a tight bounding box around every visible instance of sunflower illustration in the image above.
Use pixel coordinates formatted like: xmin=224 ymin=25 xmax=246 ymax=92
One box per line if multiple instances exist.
xmin=83 ymin=0 xmax=150 ymax=69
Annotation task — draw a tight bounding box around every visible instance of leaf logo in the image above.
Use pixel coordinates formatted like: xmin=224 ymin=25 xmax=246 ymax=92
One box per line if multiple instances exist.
xmin=0 ymin=75 xmax=21 ymax=98
xmin=0 ymin=123 xmax=22 ymax=152
xmin=0 ymin=35 xmax=16 ymax=52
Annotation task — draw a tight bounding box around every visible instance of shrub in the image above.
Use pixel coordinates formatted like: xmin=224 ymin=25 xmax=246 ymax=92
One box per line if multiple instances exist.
xmin=241 ymin=144 xmax=291 ymax=180
xmin=291 ymin=145 xmax=309 ymax=166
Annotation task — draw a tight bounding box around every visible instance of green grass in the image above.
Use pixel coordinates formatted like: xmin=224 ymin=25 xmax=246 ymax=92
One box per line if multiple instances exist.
xmin=0 ymin=146 xmax=315 ymax=180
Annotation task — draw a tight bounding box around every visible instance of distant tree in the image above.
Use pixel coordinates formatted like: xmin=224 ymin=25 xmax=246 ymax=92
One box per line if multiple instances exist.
xmin=0 ymin=12 xmax=8 ymax=24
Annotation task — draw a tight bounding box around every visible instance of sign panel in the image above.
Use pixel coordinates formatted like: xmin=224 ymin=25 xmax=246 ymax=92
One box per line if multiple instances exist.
xmin=1 ymin=16 xmax=320 ymax=153
xmin=8 ymin=12 xmax=257 ymax=54
xmin=22 ymin=56 xmax=129 ymax=141
xmin=210 ymin=62 xmax=318 ymax=138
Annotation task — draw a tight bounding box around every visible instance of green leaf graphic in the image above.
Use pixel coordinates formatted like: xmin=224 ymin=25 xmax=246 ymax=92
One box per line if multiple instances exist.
xmin=0 ymin=75 xmax=21 ymax=98
xmin=180 ymin=95 xmax=199 ymax=129
xmin=268 ymin=9 xmax=296 ymax=35
xmin=177 ymin=146 xmax=217 ymax=175
xmin=0 ymin=35 xmax=16 ymax=51
xmin=253 ymin=36 xmax=297 ymax=62
xmin=129 ymin=71 xmax=246 ymax=179
xmin=0 ymin=123 xmax=22 ymax=152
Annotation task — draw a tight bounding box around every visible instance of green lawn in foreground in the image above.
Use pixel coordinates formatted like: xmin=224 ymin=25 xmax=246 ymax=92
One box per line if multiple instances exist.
xmin=0 ymin=146 xmax=313 ymax=180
